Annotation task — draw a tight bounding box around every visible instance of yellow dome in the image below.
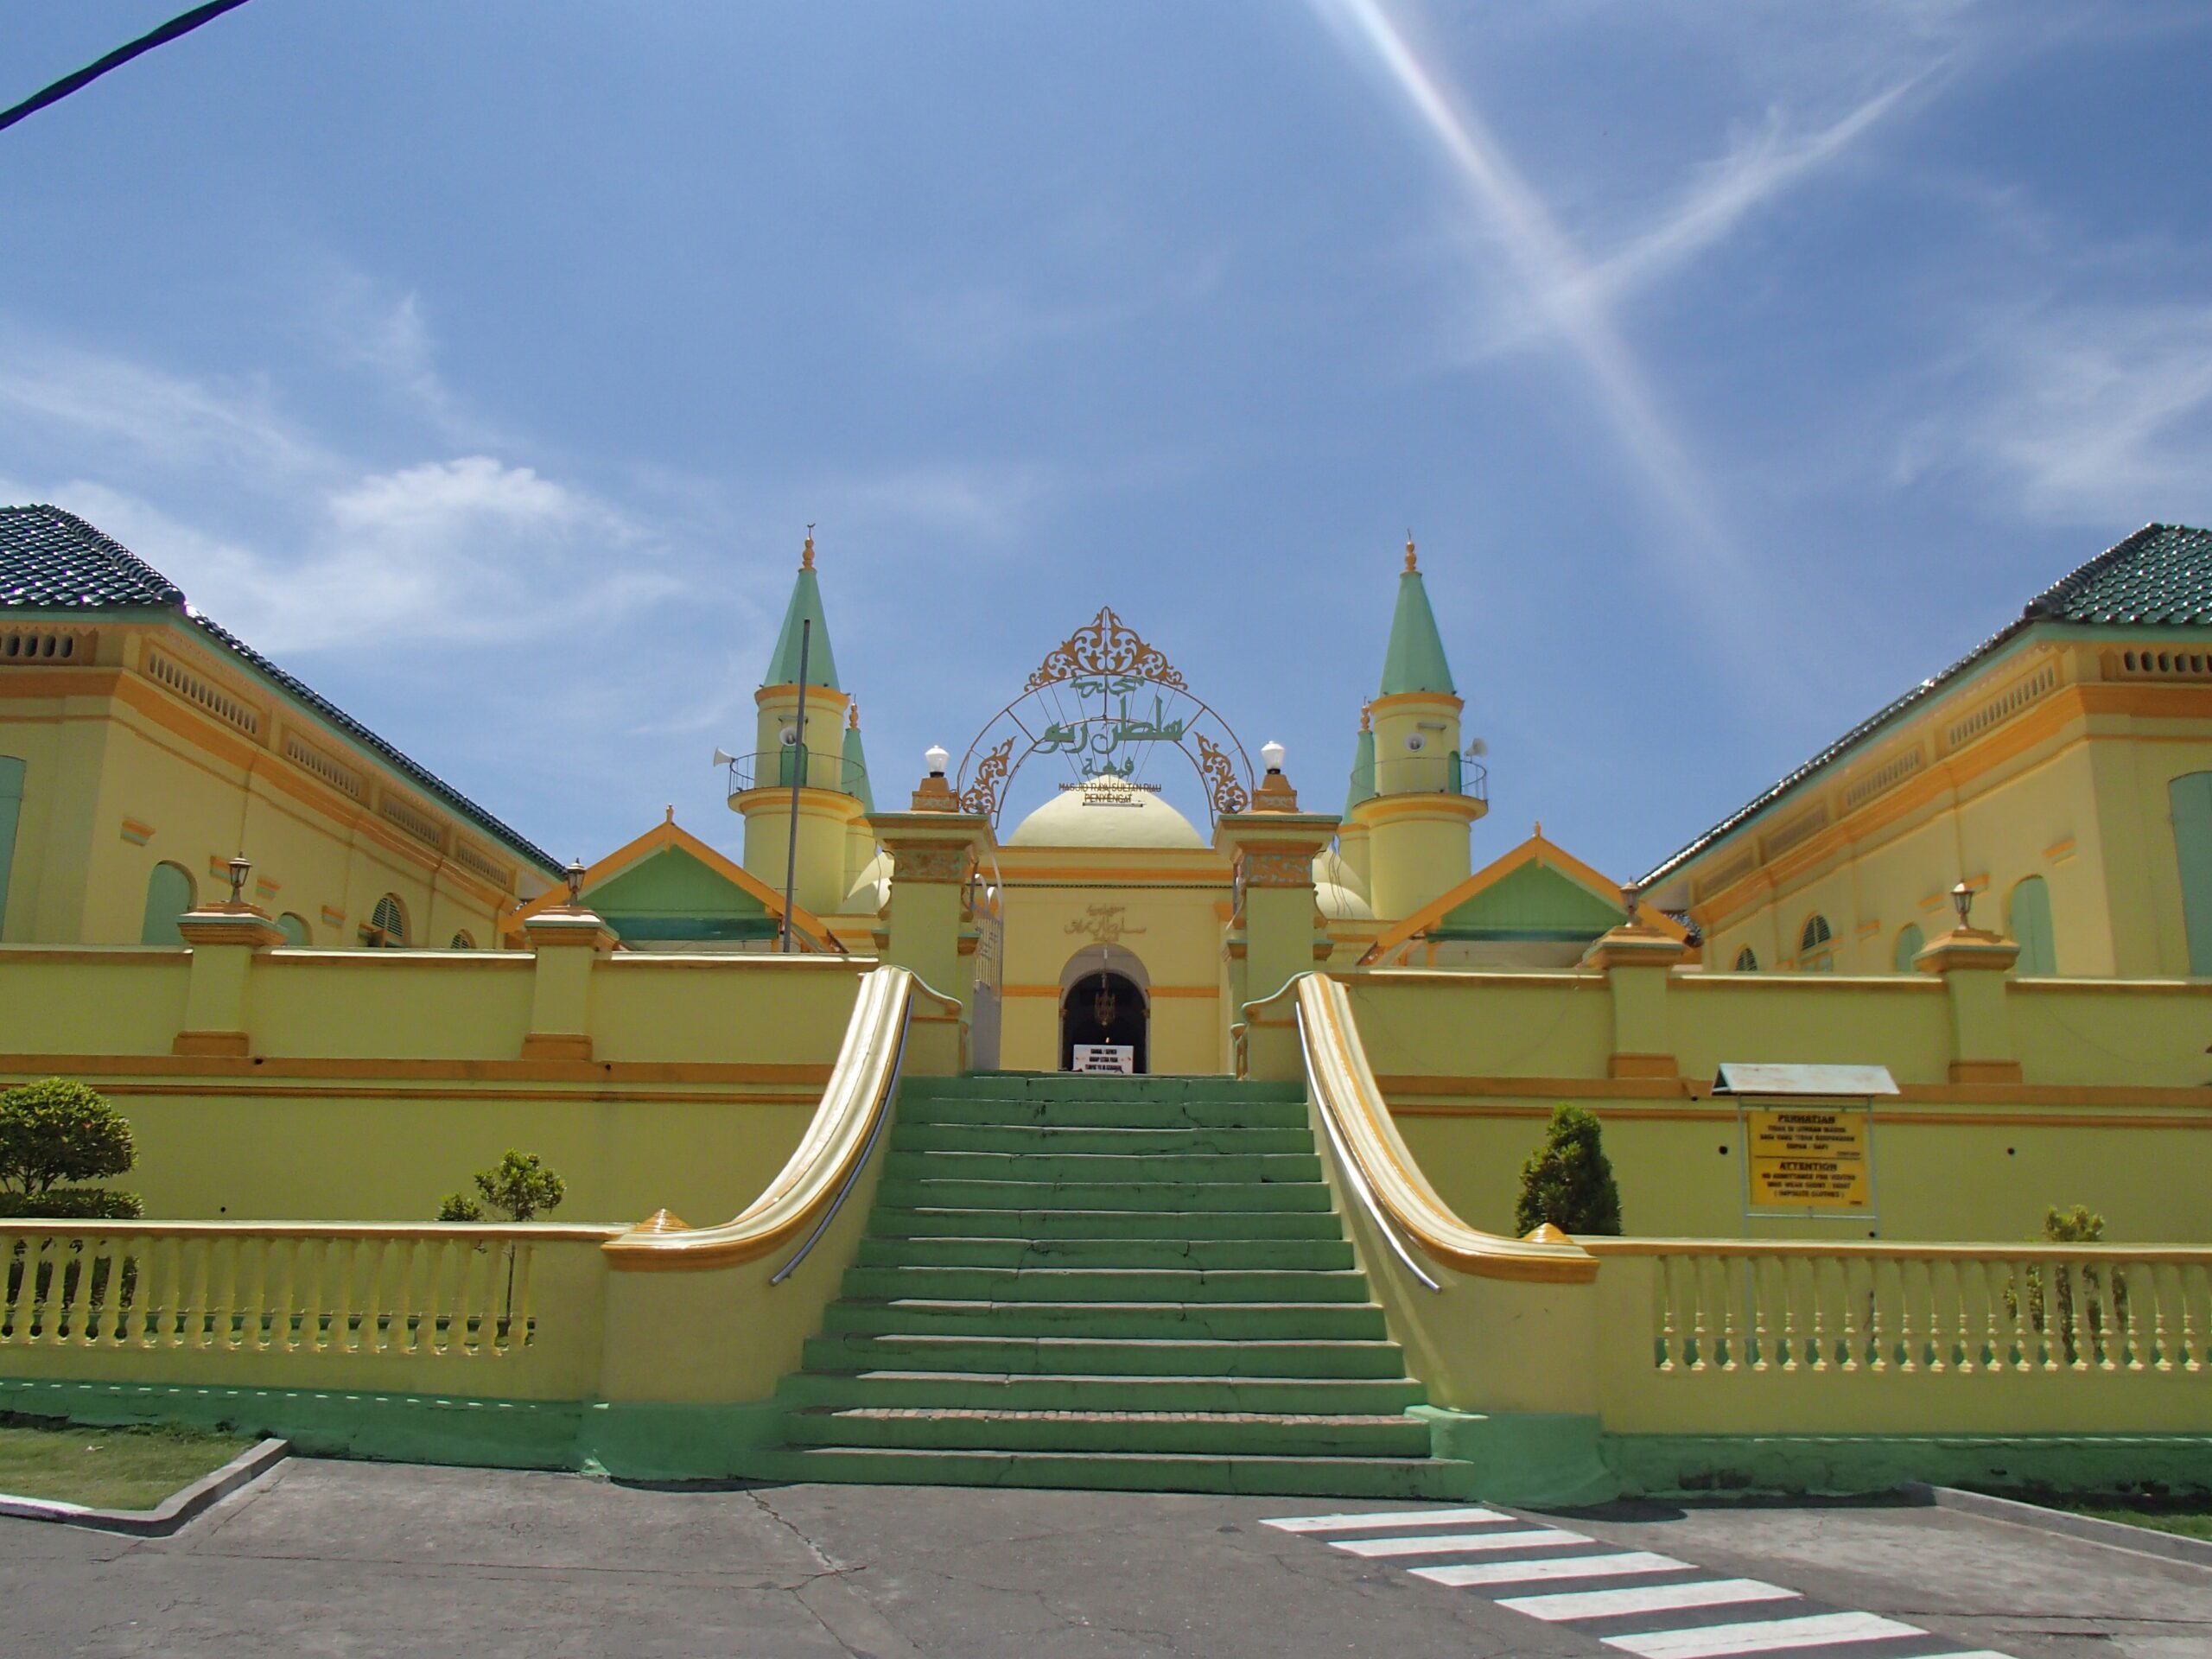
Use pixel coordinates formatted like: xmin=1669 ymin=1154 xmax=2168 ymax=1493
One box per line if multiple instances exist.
xmin=1315 ymin=880 xmax=1373 ymax=921
xmin=1005 ymin=786 xmax=1206 ymax=849
xmin=845 ymin=849 xmax=893 ymax=912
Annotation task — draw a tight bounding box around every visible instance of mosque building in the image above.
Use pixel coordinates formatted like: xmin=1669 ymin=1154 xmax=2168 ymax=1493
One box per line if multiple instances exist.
xmin=8 ymin=504 xmax=2212 ymax=1078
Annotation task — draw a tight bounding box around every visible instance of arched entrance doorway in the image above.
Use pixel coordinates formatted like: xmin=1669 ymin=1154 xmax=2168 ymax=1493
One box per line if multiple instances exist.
xmin=1059 ymin=944 xmax=1148 ymax=1073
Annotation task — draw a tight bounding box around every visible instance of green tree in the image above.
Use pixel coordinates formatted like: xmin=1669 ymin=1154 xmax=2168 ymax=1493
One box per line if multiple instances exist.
xmin=2010 ymin=1204 xmax=2127 ymax=1366
xmin=1514 ymin=1104 xmax=1622 ymax=1236
xmin=437 ymin=1150 xmax=565 ymax=1224
xmin=0 ymin=1078 xmax=142 ymax=1219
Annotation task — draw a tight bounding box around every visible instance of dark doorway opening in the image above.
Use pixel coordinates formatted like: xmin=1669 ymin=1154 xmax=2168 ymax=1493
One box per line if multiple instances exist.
xmin=1060 ymin=970 xmax=1147 ymax=1073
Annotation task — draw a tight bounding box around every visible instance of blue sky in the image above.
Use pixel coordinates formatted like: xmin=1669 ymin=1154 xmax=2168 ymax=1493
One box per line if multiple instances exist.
xmin=5 ymin=2 xmax=2210 ymax=879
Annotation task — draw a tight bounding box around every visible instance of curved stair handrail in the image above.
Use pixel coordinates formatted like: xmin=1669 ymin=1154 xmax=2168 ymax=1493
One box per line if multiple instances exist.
xmin=603 ymin=964 xmax=927 ymax=1272
xmin=1294 ymin=972 xmax=1599 ymax=1285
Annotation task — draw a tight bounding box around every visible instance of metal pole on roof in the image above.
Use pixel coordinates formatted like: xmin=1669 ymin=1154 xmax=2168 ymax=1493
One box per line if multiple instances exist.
xmin=781 ymin=618 xmax=810 ymax=954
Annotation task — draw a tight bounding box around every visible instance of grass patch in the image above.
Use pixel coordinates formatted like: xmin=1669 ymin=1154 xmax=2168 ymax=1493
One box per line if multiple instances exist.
xmin=0 ymin=1417 xmax=255 ymax=1510
xmin=2044 ymin=1498 xmax=2212 ymax=1541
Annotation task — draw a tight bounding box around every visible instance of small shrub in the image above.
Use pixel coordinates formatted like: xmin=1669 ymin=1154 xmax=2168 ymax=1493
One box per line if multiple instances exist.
xmin=2010 ymin=1204 xmax=2128 ymax=1365
xmin=1514 ymin=1105 xmax=1623 ymax=1236
xmin=436 ymin=1151 xmax=564 ymax=1224
xmin=0 ymin=1078 xmax=141 ymax=1220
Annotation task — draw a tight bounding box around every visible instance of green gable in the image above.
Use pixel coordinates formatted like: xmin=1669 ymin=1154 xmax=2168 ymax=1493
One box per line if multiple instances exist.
xmin=766 ymin=565 xmax=842 ymax=690
xmin=1432 ymin=861 xmax=1624 ymax=944
xmin=588 ymin=846 xmax=777 ymax=944
xmin=1380 ymin=567 xmax=1455 ymax=696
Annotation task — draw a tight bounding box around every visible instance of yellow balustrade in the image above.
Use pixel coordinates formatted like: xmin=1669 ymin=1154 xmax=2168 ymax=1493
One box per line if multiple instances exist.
xmin=0 ymin=1219 xmax=617 ymax=1399
xmin=1586 ymin=1237 xmax=2212 ymax=1435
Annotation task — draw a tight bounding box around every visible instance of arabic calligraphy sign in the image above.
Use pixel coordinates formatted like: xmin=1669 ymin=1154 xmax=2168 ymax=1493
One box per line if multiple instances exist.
xmin=957 ymin=607 xmax=1254 ymax=825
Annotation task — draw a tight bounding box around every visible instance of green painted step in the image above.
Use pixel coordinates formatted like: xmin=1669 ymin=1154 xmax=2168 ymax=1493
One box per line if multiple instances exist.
xmin=885 ymin=1150 xmax=1325 ymax=1183
xmin=897 ymin=1098 xmax=1311 ymax=1130
xmin=800 ymin=1332 xmax=1414 ymax=1378
xmin=855 ymin=1236 xmax=1356 ymax=1271
xmin=774 ymin=1370 xmax=1427 ymax=1414
xmin=743 ymin=1446 xmax=1474 ymax=1499
xmin=889 ymin=1124 xmax=1315 ymax=1155
xmin=783 ymin=1406 xmax=1432 ymax=1458
xmin=875 ymin=1179 xmax=1334 ymax=1212
xmin=823 ymin=1300 xmax=1389 ymax=1341
xmin=875 ymin=1206 xmax=1346 ymax=1240
xmin=837 ymin=1267 xmax=1373 ymax=1304
xmin=898 ymin=1075 xmax=1304 ymax=1103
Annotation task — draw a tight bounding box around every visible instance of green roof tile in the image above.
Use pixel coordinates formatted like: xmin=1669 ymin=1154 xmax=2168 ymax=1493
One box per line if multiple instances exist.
xmin=1 ymin=504 xmax=556 ymax=873
xmin=1642 ymin=524 xmax=2212 ymax=889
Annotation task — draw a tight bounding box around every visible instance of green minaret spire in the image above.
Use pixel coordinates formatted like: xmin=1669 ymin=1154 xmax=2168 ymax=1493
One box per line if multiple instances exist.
xmin=1344 ymin=710 xmax=1376 ymax=815
xmin=842 ymin=702 xmax=876 ymax=816
xmin=1377 ymin=534 xmax=1455 ymax=696
xmin=764 ymin=529 xmax=842 ymax=690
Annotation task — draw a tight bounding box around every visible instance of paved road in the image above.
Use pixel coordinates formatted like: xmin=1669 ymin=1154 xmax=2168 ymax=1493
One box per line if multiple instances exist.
xmin=2 ymin=1461 xmax=2207 ymax=1657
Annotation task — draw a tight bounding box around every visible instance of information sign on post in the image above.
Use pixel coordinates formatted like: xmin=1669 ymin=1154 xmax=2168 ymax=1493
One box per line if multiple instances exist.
xmin=1713 ymin=1063 xmax=1897 ymax=1223
xmin=1072 ymin=1045 xmax=1135 ymax=1075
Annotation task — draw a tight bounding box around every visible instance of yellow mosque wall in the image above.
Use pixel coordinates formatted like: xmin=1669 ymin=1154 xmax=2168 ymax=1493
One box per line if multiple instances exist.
xmin=1673 ymin=639 xmax=2212 ymax=982
xmin=0 ymin=616 xmax=548 ymax=950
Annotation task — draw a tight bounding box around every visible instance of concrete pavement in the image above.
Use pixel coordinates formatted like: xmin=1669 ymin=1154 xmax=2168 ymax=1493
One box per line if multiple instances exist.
xmin=2 ymin=1460 xmax=2207 ymax=1657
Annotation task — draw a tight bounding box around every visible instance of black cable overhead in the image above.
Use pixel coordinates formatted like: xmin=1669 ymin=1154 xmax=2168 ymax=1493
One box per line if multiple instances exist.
xmin=0 ymin=1 xmax=257 ymax=137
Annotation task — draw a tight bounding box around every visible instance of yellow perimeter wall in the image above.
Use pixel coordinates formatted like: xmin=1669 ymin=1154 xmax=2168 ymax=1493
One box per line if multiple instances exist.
xmin=0 ymin=948 xmax=868 ymax=1227
xmin=1347 ymin=969 xmax=2212 ymax=1244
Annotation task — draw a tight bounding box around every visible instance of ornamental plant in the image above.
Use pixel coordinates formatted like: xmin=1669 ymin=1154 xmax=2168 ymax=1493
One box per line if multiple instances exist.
xmin=1513 ymin=1104 xmax=1623 ymax=1237
xmin=2008 ymin=1204 xmax=2127 ymax=1366
xmin=437 ymin=1150 xmax=566 ymax=1224
xmin=0 ymin=1077 xmax=142 ymax=1220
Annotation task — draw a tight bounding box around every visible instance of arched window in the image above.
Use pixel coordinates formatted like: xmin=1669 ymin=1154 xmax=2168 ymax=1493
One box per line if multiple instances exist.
xmin=1734 ymin=945 xmax=1758 ymax=973
xmin=2171 ymin=773 xmax=2212 ymax=973
xmin=1892 ymin=923 xmax=1924 ymax=974
xmin=365 ymin=893 xmax=408 ymax=949
xmin=2009 ymin=875 xmax=2056 ymax=976
xmin=276 ymin=912 xmax=312 ymax=948
xmin=1798 ymin=913 xmax=1834 ymax=971
xmin=0 ymin=756 xmax=22 ymax=937
xmin=140 ymin=861 xmax=196 ymax=944
xmin=449 ymin=930 xmax=476 ymax=950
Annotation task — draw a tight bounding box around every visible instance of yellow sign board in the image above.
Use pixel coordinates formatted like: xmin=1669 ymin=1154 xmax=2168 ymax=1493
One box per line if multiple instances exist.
xmin=1744 ymin=1108 xmax=1871 ymax=1211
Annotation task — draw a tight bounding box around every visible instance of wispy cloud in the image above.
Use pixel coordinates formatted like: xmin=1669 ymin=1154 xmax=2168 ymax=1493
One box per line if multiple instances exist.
xmin=1308 ymin=0 xmax=1741 ymax=590
xmin=1899 ymin=300 xmax=2212 ymax=524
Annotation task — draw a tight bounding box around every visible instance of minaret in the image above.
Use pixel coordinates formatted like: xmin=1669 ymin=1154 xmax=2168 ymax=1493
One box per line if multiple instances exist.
xmin=1348 ymin=536 xmax=1484 ymax=923
xmin=1337 ymin=704 xmax=1377 ymax=896
xmin=841 ymin=700 xmax=880 ymax=899
xmin=737 ymin=531 xmax=866 ymax=917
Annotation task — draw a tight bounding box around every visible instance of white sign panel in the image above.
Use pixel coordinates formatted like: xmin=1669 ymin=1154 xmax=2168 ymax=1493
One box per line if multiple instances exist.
xmin=1072 ymin=1045 xmax=1134 ymax=1074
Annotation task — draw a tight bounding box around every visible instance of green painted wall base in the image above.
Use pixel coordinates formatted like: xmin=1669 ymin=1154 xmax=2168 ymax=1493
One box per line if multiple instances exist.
xmin=582 ymin=1401 xmax=789 ymax=1482
xmin=1609 ymin=1433 xmax=2212 ymax=1500
xmin=1412 ymin=1408 xmax=1619 ymax=1507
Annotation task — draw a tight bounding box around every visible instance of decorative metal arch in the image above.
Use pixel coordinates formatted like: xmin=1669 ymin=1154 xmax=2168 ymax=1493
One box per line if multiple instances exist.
xmin=957 ymin=607 xmax=1254 ymax=826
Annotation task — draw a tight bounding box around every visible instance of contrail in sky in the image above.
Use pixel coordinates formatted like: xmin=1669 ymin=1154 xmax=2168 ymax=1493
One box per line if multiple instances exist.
xmin=1310 ymin=0 xmax=1740 ymax=582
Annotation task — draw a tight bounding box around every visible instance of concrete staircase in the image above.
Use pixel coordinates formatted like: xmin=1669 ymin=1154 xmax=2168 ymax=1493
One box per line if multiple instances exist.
xmin=753 ymin=1073 xmax=1474 ymax=1497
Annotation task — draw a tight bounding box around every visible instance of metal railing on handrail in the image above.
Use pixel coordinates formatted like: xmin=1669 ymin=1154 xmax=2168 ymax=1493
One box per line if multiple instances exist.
xmin=1292 ymin=972 xmax=1599 ymax=1284
xmin=602 ymin=965 xmax=916 ymax=1271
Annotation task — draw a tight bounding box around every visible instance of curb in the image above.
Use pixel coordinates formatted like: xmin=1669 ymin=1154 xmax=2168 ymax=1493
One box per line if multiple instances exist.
xmin=1906 ymin=1481 xmax=2212 ymax=1571
xmin=0 ymin=1437 xmax=289 ymax=1536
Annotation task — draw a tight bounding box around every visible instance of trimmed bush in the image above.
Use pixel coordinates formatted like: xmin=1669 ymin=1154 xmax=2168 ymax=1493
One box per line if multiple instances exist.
xmin=1514 ymin=1104 xmax=1623 ymax=1236
xmin=437 ymin=1150 xmax=565 ymax=1224
xmin=0 ymin=1078 xmax=141 ymax=1220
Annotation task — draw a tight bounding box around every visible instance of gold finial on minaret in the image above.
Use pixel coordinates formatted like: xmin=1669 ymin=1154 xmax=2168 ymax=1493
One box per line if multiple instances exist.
xmin=801 ymin=524 xmax=817 ymax=570
xmin=1360 ymin=702 xmax=1372 ymax=732
xmin=1404 ymin=531 xmax=1417 ymax=572
xmin=848 ymin=701 xmax=860 ymax=731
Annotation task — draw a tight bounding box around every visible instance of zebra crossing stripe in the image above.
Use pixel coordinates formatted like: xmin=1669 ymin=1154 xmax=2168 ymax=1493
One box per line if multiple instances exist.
xmin=1262 ymin=1507 xmax=1510 ymax=1533
xmin=1330 ymin=1527 xmax=1587 ymax=1558
xmin=1603 ymin=1609 xmax=1930 ymax=1657
xmin=1502 ymin=1579 xmax=1799 ymax=1622
xmin=1410 ymin=1551 xmax=1691 ymax=1588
